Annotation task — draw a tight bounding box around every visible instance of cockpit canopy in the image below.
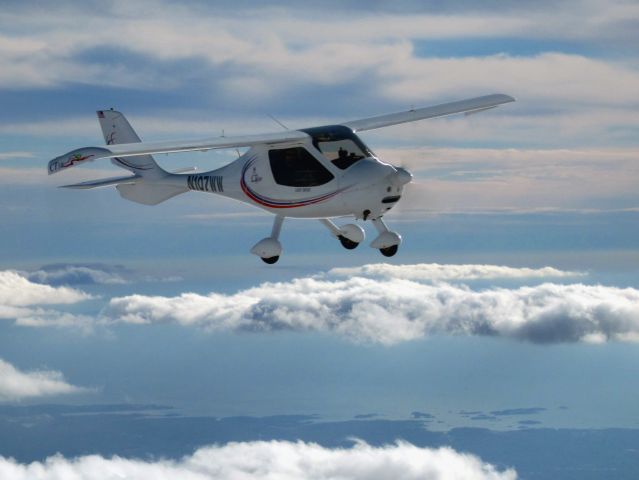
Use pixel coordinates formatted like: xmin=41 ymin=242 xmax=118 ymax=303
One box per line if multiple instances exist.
xmin=302 ymin=125 xmax=375 ymax=170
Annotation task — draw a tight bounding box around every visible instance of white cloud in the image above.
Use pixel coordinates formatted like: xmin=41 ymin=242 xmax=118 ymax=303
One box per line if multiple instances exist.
xmin=4 ymin=263 xmax=637 ymax=346
xmin=0 ymin=358 xmax=90 ymax=401
xmin=328 ymin=263 xmax=584 ymax=281
xmin=0 ymin=440 xmax=517 ymax=480
xmin=101 ymin=266 xmax=639 ymax=345
xmin=0 ymin=271 xmax=94 ymax=330
xmin=0 ymin=271 xmax=91 ymax=307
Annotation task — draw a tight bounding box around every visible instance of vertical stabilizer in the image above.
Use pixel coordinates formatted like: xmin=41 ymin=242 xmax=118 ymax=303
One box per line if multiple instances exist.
xmin=95 ymin=109 xmax=186 ymax=205
xmin=97 ymin=109 xmax=165 ymax=177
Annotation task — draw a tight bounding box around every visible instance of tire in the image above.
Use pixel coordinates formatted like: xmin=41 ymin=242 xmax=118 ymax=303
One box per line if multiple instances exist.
xmin=379 ymin=245 xmax=398 ymax=257
xmin=338 ymin=235 xmax=359 ymax=250
xmin=261 ymin=256 xmax=279 ymax=264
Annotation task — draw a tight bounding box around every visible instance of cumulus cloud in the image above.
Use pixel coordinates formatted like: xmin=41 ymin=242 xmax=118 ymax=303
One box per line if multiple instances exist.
xmin=101 ymin=266 xmax=639 ymax=345
xmin=0 ymin=440 xmax=516 ymax=480
xmin=5 ymin=263 xmax=638 ymax=345
xmin=0 ymin=270 xmax=91 ymax=307
xmin=0 ymin=270 xmax=93 ymax=329
xmin=328 ymin=263 xmax=583 ymax=281
xmin=0 ymin=358 xmax=90 ymax=401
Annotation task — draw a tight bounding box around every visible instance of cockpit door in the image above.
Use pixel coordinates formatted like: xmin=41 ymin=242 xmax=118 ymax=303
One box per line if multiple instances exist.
xmin=268 ymin=146 xmax=335 ymax=188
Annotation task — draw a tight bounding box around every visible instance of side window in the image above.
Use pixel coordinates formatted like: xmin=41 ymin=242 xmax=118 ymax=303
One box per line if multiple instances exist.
xmin=269 ymin=147 xmax=334 ymax=187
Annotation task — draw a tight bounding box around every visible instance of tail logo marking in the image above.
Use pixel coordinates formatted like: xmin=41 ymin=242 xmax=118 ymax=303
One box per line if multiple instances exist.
xmin=57 ymin=153 xmax=94 ymax=170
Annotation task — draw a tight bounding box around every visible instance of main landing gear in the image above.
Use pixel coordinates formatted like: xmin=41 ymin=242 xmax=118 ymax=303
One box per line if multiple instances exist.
xmin=251 ymin=215 xmax=284 ymax=264
xmin=252 ymin=216 xmax=401 ymax=264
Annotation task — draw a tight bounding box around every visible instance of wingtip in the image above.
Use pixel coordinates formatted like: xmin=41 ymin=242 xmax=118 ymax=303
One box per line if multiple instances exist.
xmin=497 ymin=93 xmax=516 ymax=103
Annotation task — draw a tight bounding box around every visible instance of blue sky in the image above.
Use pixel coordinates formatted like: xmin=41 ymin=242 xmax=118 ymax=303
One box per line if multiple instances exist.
xmin=1 ymin=1 xmax=639 ymax=478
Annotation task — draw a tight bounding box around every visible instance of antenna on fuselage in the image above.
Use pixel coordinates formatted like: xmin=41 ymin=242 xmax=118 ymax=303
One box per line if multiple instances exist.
xmin=267 ymin=114 xmax=289 ymax=131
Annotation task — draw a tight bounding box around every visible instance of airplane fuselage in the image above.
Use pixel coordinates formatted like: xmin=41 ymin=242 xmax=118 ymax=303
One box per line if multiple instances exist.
xmin=161 ymin=127 xmax=411 ymax=220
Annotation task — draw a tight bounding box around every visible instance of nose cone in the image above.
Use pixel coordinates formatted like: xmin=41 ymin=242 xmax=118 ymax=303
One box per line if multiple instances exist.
xmin=394 ymin=167 xmax=413 ymax=186
xmin=341 ymin=157 xmax=397 ymax=186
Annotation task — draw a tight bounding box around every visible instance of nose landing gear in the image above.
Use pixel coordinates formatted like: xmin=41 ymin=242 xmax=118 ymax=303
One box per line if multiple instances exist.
xmin=370 ymin=217 xmax=401 ymax=257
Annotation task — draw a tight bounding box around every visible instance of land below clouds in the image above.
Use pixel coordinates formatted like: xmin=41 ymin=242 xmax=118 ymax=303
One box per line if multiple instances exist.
xmin=1 ymin=404 xmax=637 ymax=480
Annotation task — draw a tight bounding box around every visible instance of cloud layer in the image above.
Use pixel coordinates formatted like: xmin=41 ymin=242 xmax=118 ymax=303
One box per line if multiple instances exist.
xmin=0 ymin=358 xmax=89 ymax=401
xmin=4 ymin=264 xmax=639 ymax=346
xmin=0 ymin=440 xmax=516 ymax=480
xmin=100 ymin=264 xmax=639 ymax=345
xmin=1 ymin=0 xmax=639 ymax=151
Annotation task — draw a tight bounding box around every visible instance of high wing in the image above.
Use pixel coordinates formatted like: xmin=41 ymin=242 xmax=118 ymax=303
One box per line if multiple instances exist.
xmin=48 ymin=130 xmax=308 ymax=175
xmin=342 ymin=93 xmax=515 ymax=132
xmin=49 ymin=93 xmax=514 ymax=175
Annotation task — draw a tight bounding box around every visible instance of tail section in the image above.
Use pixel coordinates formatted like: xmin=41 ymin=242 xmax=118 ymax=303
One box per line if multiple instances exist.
xmin=60 ymin=109 xmax=188 ymax=206
xmin=97 ymin=109 xmax=165 ymax=177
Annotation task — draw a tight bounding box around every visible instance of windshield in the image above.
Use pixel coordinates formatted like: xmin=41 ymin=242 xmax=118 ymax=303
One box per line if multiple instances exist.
xmin=302 ymin=125 xmax=374 ymax=170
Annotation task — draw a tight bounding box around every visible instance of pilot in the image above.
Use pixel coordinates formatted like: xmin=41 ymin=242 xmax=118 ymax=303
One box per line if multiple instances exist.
xmin=338 ymin=147 xmax=348 ymax=159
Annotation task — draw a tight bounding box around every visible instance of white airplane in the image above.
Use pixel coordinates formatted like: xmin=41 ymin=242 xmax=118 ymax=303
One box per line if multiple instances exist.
xmin=49 ymin=94 xmax=514 ymax=263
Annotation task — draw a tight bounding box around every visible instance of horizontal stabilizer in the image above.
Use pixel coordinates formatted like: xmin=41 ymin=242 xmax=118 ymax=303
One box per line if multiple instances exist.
xmin=60 ymin=174 xmax=139 ymax=189
xmin=48 ymin=147 xmax=111 ymax=175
